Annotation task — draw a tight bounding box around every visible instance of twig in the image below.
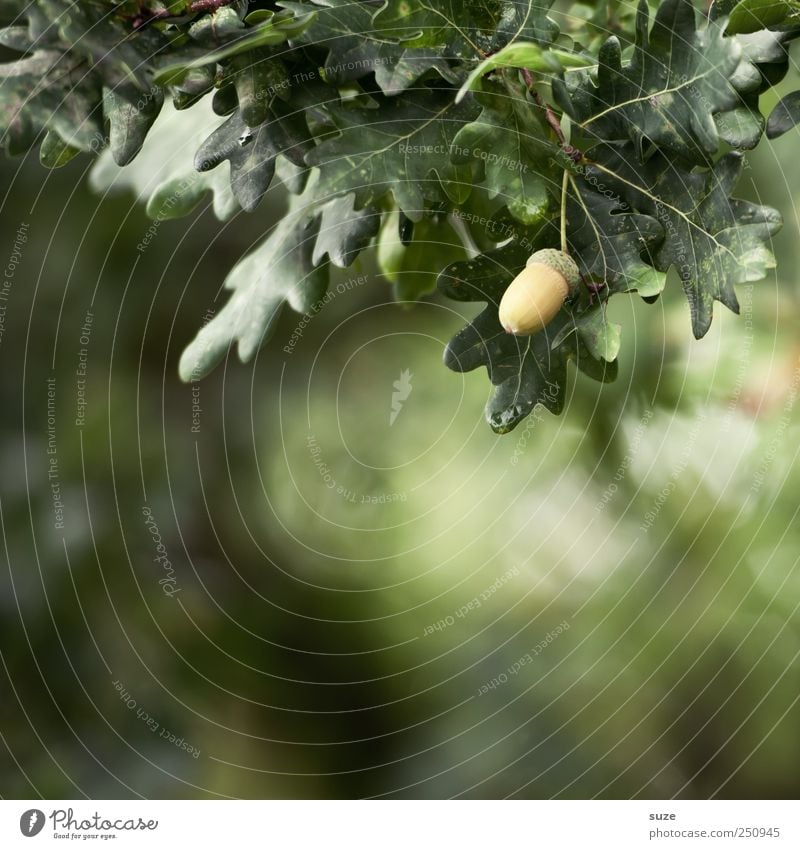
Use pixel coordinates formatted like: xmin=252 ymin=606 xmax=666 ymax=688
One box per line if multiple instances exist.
xmin=560 ymin=169 xmax=569 ymax=254
xmin=526 ymin=80 xmax=583 ymax=163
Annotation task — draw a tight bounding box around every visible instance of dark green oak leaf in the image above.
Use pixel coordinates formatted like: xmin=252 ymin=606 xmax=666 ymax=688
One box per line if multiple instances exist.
xmin=39 ymin=0 xmax=159 ymax=99
xmin=766 ymin=90 xmax=800 ymax=137
xmin=717 ymin=28 xmax=792 ymax=147
xmin=330 ymin=41 xmax=460 ymax=97
xmin=451 ymin=78 xmax=554 ymax=225
xmin=103 ymin=87 xmax=164 ymax=167
xmin=280 ymin=0 xmax=459 ymax=95
xmin=0 ymin=0 xmax=164 ymax=155
xmin=194 ymin=103 xmax=312 ymax=212
xmin=153 ymin=8 xmax=315 ymax=86
xmin=437 ymin=240 xmax=617 ymax=433
xmin=566 ymin=176 xmax=666 ymax=296
xmin=587 ymin=143 xmax=782 ymax=337
xmin=723 ymin=0 xmax=800 ymax=35
xmin=305 ymin=89 xmax=479 ymax=221
xmin=554 ymin=0 xmax=742 ymax=161
xmin=286 ymin=0 xmax=558 ymax=96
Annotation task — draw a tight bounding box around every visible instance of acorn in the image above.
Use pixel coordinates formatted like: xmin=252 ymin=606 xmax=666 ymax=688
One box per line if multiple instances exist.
xmin=499 ymin=249 xmax=581 ymax=335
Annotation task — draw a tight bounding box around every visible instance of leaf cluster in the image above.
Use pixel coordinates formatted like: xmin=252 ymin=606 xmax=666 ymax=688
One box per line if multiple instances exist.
xmin=2 ymin=0 xmax=798 ymax=432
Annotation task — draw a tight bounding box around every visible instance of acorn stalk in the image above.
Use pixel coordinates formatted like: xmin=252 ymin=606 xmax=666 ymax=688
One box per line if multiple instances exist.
xmin=499 ymin=248 xmax=580 ymax=336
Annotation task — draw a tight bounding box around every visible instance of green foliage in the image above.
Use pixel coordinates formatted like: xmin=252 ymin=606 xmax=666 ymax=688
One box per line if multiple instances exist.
xmin=305 ymin=89 xmax=478 ymax=218
xmin=582 ymin=143 xmax=782 ymax=338
xmin=555 ymin=2 xmax=742 ymax=159
xmin=2 ymin=0 xmax=798 ymax=434
xmin=724 ymin=0 xmax=800 ymax=34
xmin=437 ymin=238 xmax=618 ymax=432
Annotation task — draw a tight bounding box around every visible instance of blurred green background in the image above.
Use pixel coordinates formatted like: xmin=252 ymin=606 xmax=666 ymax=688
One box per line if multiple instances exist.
xmin=2 ymin=65 xmax=800 ymax=800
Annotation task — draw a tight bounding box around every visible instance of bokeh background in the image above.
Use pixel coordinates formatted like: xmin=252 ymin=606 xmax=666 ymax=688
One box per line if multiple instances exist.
xmin=2 ymin=49 xmax=800 ymax=800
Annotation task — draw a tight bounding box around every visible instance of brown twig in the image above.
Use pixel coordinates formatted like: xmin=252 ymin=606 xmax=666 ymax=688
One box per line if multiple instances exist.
xmin=524 ymin=77 xmax=583 ymax=163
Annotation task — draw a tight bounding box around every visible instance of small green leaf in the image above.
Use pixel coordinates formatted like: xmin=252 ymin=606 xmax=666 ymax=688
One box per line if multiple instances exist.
xmin=727 ymin=0 xmax=800 ymax=35
xmin=281 ymin=0 xmax=459 ymax=96
xmin=455 ymin=42 xmax=593 ymax=103
xmin=377 ymin=208 xmax=468 ymax=301
xmin=574 ymin=309 xmax=621 ymax=362
xmin=766 ymin=90 xmax=800 ymax=138
xmin=566 ymin=177 xmax=665 ymax=295
xmin=39 ymin=129 xmax=81 ymax=168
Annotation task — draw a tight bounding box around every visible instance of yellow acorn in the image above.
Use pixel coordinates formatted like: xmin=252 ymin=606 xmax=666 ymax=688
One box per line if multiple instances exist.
xmin=499 ymin=249 xmax=581 ymax=335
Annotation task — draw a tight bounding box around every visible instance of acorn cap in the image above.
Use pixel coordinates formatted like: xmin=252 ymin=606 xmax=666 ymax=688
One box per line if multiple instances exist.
xmin=526 ymin=249 xmax=581 ymax=296
xmin=498 ymin=249 xmax=581 ymax=336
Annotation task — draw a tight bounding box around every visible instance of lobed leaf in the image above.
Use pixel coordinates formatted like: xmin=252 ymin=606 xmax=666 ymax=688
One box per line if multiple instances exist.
xmin=587 ymin=144 xmax=782 ymax=338
xmin=555 ymin=0 xmax=742 ymax=161
xmin=306 ymin=88 xmax=479 ymax=221
xmin=437 ymin=239 xmax=617 ymax=433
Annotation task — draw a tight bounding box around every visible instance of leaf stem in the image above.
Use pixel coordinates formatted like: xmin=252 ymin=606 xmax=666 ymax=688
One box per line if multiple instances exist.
xmin=560 ymin=169 xmax=569 ymax=254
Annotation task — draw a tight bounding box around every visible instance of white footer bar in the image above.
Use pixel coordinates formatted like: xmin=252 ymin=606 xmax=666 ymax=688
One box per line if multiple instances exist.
xmin=2 ymin=800 xmax=796 ymax=848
